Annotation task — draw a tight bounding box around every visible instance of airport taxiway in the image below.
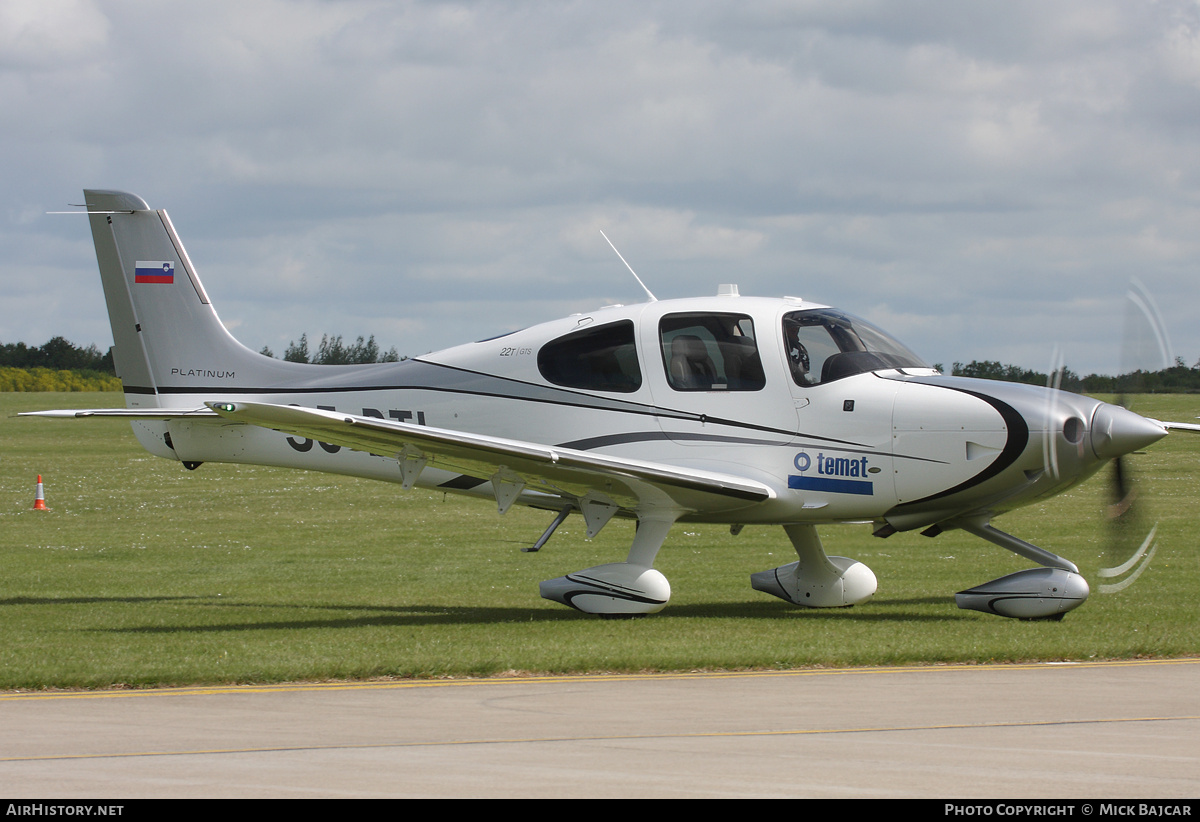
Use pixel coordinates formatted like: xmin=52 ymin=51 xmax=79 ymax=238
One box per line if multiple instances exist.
xmin=0 ymin=658 xmax=1197 ymax=798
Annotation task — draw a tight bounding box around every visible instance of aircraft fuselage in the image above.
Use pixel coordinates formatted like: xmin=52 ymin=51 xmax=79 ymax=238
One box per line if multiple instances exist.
xmin=131 ymin=294 xmax=1150 ymax=534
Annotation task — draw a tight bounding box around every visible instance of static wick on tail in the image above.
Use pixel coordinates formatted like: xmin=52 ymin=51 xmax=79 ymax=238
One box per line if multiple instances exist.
xmin=600 ymin=230 xmax=657 ymax=303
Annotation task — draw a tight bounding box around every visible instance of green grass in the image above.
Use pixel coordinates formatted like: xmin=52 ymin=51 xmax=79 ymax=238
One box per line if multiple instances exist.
xmin=2 ymin=392 xmax=1198 ymax=689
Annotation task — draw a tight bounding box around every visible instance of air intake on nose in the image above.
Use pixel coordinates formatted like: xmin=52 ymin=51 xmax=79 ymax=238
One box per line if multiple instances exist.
xmin=965 ymin=441 xmax=1001 ymax=461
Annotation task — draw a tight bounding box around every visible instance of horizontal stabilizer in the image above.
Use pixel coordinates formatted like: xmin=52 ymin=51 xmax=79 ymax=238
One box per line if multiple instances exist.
xmin=1156 ymin=419 xmax=1200 ymax=433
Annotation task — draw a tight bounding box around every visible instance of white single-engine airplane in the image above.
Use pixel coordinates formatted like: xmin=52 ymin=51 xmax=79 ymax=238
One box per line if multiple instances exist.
xmin=25 ymin=189 xmax=1191 ymax=620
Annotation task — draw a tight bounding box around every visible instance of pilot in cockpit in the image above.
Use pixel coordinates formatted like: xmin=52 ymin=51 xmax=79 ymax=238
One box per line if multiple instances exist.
xmin=784 ymin=321 xmax=812 ymax=386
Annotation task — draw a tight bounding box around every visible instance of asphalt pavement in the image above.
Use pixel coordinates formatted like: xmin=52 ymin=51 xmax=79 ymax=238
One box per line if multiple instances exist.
xmin=1 ymin=659 xmax=1196 ymax=798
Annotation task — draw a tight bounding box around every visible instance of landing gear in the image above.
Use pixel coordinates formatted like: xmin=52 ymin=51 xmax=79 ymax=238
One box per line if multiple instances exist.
xmin=955 ymin=567 xmax=1089 ymax=620
xmin=951 ymin=519 xmax=1089 ymax=619
xmin=751 ymin=524 xmax=877 ymax=607
xmin=540 ymin=515 xmax=676 ymax=616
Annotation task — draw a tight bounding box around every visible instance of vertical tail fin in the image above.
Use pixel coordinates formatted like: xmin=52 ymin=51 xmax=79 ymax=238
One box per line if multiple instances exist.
xmin=84 ymin=189 xmax=292 ymax=405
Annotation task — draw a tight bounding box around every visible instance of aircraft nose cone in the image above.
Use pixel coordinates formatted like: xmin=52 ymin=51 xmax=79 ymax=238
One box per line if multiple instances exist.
xmin=1090 ymin=403 xmax=1167 ymax=460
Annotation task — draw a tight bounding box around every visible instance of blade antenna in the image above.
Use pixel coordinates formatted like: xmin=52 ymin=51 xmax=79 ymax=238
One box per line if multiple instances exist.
xmin=600 ymin=230 xmax=656 ymax=302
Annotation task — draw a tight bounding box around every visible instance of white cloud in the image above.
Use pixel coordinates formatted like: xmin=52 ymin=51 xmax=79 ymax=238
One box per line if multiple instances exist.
xmin=2 ymin=1 xmax=1199 ymax=376
xmin=0 ymin=0 xmax=110 ymax=69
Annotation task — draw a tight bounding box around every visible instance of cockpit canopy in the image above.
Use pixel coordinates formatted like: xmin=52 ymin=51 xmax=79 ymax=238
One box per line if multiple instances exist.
xmin=533 ymin=304 xmax=928 ymax=394
xmin=782 ymin=308 xmax=927 ymax=386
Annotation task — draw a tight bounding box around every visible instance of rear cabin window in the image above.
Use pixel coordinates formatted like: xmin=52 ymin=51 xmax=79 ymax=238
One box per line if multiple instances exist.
xmin=659 ymin=312 xmax=765 ymax=391
xmin=537 ymin=320 xmax=641 ymax=393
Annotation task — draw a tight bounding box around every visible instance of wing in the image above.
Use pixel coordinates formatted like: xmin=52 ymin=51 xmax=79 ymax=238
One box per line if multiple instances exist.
xmin=205 ymin=400 xmax=775 ymax=516
xmin=19 ymin=408 xmax=214 ymax=419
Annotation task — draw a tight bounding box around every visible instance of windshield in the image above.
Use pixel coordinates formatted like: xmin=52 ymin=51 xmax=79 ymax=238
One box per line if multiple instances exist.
xmin=782 ymin=308 xmax=928 ymax=386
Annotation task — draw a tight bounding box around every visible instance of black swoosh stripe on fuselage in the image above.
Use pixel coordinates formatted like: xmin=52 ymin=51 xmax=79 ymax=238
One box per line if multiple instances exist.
xmin=883 ymin=383 xmax=1030 ymax=510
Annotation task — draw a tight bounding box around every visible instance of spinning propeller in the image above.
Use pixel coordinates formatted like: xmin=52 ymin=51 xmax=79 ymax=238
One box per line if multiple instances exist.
xmin=1098 ymin=280 xmax=1172 ymax=592
xmin=1044 ymin=280 xmax=1171 ymax=594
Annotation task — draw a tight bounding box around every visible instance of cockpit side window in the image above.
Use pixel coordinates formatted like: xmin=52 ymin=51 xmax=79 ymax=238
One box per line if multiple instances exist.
xmin=783 ymin=309 xmax=927 ymax=386
xmin=659 ymin=312 xmax=765 ymax=391
xmin=537 ymin=320 xmax=641 ymax=393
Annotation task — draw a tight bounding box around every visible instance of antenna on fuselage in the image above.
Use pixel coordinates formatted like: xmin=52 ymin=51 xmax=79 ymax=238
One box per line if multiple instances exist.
xmin=600 ymin=230 xmax=657 ymax=303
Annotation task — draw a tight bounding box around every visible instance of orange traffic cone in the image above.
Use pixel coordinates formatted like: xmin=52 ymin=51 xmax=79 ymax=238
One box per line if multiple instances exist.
xmin=33 ymin=475 xmax=47 ymax=510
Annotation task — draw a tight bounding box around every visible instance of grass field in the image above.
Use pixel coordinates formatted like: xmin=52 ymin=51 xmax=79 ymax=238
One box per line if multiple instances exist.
xmin=2 ymin=391 xmax=1198 ymax=689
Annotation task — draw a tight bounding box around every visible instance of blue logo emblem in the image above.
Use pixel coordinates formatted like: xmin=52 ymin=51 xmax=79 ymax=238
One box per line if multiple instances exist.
xmin=789 ymin=451 xmax=874 ymax=496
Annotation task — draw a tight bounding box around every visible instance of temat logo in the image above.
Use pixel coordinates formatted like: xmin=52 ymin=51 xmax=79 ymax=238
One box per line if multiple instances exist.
xmin=789 ymin=451 xmax=874 ymax=496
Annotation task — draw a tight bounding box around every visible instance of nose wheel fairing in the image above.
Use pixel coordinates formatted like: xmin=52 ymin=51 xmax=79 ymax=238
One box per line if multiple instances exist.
xmin=955 ymin=567 xmax=1089 ymax=620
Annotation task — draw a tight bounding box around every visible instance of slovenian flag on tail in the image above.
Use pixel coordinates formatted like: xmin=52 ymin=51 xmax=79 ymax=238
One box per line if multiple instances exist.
xmin=135 ymin=261 xmax=174 ymax=284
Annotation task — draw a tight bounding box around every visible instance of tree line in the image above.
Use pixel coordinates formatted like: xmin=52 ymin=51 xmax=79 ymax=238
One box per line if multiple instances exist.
xmin=1 ymin=333 xmax=404 ymax=391
xmin=1 ymin=337 xmax=114 ymax=373
xmin=1 ymin=333 xmax=403 ymax=372
xmin=942 ymin=358 xmax=1200 ymax=394
xmin=0 ymin=337 xmax=120 ymax=391
xmin=265 ymin=333 xmax=402 ymax=365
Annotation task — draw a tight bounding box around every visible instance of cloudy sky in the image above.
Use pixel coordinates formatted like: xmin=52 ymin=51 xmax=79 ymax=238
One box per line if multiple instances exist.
xmin=4 ymin=0 xmax=1200 ymax=376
